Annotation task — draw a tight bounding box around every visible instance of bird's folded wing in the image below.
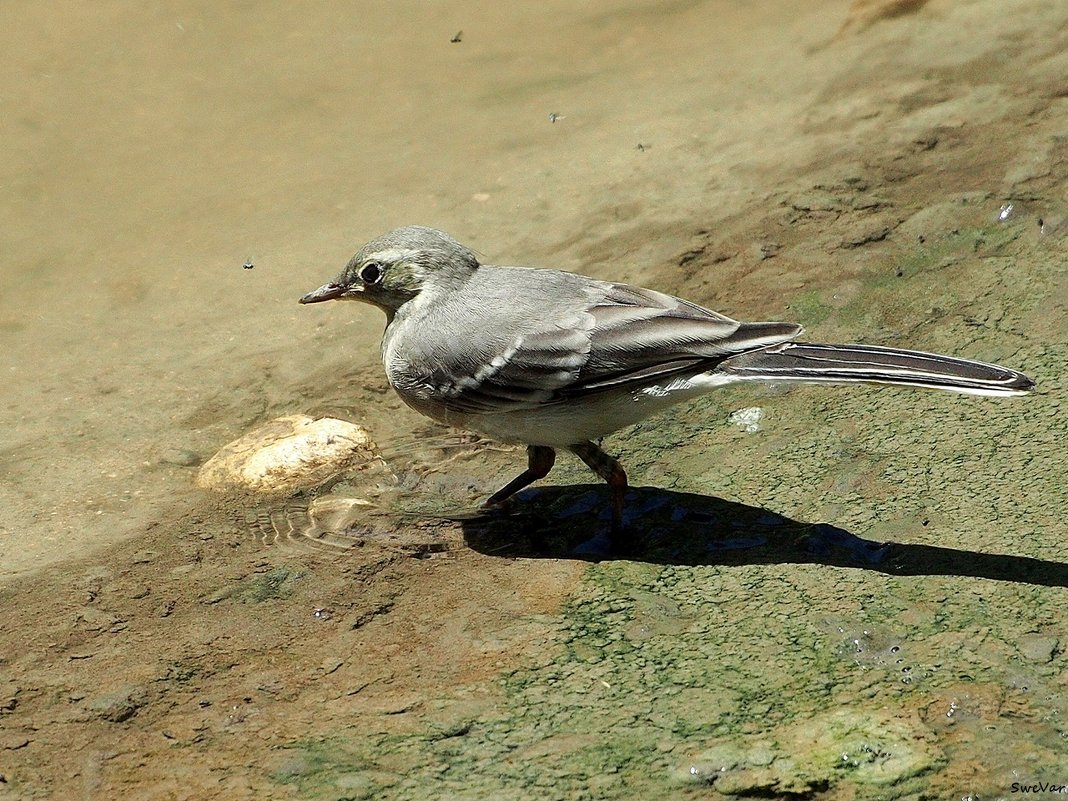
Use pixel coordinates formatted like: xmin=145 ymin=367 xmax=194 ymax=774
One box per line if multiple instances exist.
xmin=420 ymin=279 xmax=800 ymax=414
xmin=573 ymin=282 xmax=800 ymax=392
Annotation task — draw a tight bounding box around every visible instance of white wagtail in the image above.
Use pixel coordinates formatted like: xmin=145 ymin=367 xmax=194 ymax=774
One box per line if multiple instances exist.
xmin=300 ymin=226 xmax=1034 ymax=530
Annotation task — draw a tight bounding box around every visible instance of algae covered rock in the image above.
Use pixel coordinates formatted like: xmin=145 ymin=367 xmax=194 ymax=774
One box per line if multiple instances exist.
xmin=678 ymin=709 xmax=943 ymax=796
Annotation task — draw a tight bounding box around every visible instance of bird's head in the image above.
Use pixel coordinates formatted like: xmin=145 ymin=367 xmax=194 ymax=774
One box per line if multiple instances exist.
xmin=299 ymin=226 xmax=480 ymax=318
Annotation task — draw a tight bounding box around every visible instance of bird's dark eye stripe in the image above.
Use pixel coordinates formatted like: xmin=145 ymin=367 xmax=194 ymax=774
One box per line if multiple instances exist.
xmin=359 ymin=262 xmax=383 ymax=284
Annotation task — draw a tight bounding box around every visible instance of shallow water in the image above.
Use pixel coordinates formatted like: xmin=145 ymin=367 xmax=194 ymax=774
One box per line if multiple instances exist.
xmin=2 ymin=1 xmax=1067 ymax=798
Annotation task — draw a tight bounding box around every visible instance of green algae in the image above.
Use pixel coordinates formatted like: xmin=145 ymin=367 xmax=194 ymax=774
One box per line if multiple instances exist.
xmin=206 ymin=566 xmax=307 ymax=605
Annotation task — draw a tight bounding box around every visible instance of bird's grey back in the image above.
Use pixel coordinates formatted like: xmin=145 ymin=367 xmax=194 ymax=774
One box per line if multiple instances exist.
xmin=386 ymin=265 xmax=594 ymax=393
xmin=382 ymin=263 xmax=799 ymax=412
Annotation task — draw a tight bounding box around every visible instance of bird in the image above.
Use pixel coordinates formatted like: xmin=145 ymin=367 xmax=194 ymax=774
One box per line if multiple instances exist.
xmin=300 ymin=225 xmax=1034 ymax=534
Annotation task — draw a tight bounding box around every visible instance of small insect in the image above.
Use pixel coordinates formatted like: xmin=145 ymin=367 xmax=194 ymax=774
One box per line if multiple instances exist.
xmin=548 ymin=112 xmax=564 ymax=124
xmin=450 ymin=30 xmax=462 ymax=43
xmin=242 ymin=258 xmax=254 ymax=270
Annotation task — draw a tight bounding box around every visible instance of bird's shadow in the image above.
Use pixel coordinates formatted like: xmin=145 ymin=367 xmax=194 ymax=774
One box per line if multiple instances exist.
xmin=460 ymin=485 xmax=1068 ymax=587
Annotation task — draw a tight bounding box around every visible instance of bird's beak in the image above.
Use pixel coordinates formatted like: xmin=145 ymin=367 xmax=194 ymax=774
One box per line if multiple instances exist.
xmin=298 ymin=282 xmax=355 ymax=304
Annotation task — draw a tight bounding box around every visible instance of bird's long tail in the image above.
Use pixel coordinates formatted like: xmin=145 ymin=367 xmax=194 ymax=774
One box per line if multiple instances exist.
xmin=715 ymin=342 xmax=1034 ymax=397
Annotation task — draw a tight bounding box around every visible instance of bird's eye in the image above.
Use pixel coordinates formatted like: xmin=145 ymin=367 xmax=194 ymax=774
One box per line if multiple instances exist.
xmin=359 ymin=261 xmax=383 ymax=284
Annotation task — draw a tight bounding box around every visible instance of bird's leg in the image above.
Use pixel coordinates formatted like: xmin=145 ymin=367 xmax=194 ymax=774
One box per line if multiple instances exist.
xmin=569 ymin=440 xmax=628 ymax=532
xmin=481 ymin=445 xmax=556 ymax=509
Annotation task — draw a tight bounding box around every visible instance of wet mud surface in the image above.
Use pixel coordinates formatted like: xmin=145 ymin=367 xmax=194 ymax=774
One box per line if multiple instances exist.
xmin=3 ymin=1 xmax=1068 ymax=798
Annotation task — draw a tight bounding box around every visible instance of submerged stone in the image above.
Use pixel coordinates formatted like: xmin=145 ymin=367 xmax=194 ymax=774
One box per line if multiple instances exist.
xmin=196 ymin=414 xmax=381 ymax=494
xmin=679 ymin=709 xmax=943 ymax=796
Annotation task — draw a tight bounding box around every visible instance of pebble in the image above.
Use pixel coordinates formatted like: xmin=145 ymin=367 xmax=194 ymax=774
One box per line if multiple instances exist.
xmin=1017 ymin=634 xmax=1058 ymax=663
xmin=88 ymin=687 xmax=148 ymax=723
xmin=159 ymin=448 xmax=202 ymax=467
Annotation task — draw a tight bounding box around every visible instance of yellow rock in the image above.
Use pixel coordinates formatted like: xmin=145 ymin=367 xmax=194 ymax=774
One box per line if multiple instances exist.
xmin=196 ymin=414 xmax=378 ymax=494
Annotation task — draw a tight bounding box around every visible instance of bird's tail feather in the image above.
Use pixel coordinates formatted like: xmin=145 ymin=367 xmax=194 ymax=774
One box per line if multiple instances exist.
xmin=715 ymin=342 xmax=1034 ymax=397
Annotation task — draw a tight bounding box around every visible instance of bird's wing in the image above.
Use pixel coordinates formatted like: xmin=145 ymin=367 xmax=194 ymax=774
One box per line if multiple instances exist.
xmin=572 ymin=282 xmax=801 ymax=393
xmin=392 ymin=272 xmax=800 ymax=414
